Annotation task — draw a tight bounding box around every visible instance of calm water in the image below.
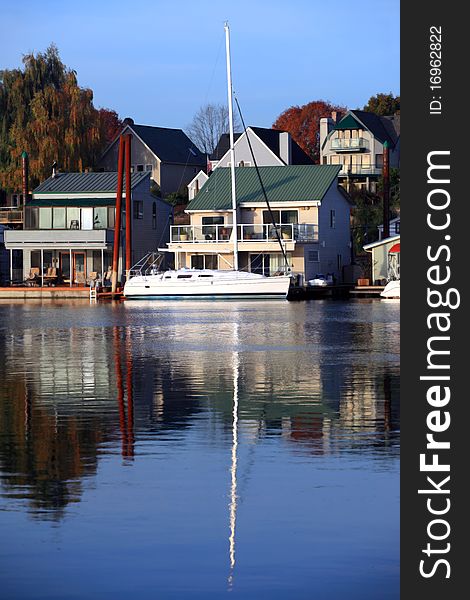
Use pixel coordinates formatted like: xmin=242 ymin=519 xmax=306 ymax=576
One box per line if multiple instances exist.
xmin=0 ymin=299 xmax=400 ymax=600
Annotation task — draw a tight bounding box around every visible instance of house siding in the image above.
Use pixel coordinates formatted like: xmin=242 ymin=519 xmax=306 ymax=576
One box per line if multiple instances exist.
xmin=317 ymin=185 xmax=352 ymax=281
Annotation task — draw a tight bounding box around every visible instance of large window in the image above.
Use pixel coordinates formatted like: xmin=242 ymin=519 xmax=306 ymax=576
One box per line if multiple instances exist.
xmin=93 ymin=207 xmax=107 ymax=229
xmin=39 ymin=207 xmax=52 ymax=229
xmin=250 ymin=253 xmax=291 ymax=276
xmin=262 ymin=210 xmax=297 ymax=224
xmin=52 ymin=207 xmax=66 ymax=229
xmin=67 ymin=207 xmax=80 ymax=229
xmin=191 ymin=255 xmax=218 ymax=270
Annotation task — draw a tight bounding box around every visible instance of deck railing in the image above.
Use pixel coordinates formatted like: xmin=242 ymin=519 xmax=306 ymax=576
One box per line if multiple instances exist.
xmin=0 ymin=207 xmax=23 ymax=224
xmin=171 ymin=223 xmax=317 ymax=243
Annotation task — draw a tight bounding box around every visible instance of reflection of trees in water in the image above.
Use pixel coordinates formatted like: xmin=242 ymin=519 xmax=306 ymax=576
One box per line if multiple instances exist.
xmin=0 ymin=378 xmax=104 ymax=521
xmin=0 ymin=301 xmax=400 ymax=519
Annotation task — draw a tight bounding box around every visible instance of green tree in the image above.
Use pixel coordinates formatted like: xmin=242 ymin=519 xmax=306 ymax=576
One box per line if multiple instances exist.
xmin=363 ymin=93 xmax=400 ymax=116
xmin=0 ymin=44 xmax=121 ymax=192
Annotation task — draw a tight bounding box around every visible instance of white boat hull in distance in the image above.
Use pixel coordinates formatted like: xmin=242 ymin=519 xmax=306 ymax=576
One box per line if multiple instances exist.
xmin=380 ymin=280 xmax=400 ymax=299
xmin=123 ymin=269 xmax=291 ymax=299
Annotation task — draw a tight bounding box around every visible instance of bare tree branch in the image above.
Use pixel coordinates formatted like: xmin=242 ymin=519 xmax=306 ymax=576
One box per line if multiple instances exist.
xmin=186 ymin=103 xmax=241 ymax=154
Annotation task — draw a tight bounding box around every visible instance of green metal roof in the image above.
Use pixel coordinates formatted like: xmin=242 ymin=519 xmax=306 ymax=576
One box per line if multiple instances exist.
xmin=33 ymin=171 xmax=149 ymax=194
xmin=28 ymin=198 xmax=116 ymax=207
xmin=334 ymin=114 xmax=362 ymax=130
xmin=187 ymin=165 xmax=341 ymax=211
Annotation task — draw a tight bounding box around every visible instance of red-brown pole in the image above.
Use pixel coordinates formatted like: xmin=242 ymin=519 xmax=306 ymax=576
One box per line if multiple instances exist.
xmin=125 ymin=134 xmax=132 ymax=277
xmin=125 ymin=330 xmax=134 ymax=459
xmin=382 ymin=141 xmax=390 ymax=239
xmin=112 ymin=136 xmax=125 ymax=293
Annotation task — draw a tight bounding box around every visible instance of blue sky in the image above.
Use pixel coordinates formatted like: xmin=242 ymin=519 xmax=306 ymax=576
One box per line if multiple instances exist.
xmin=1 ymin=0 xmax=399 ymax=130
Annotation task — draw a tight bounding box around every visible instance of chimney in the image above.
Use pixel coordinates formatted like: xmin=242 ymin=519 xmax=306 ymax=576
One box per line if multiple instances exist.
xmin=331 ymin=111 xmax=343 ymax=123
xmin=21 ymin=151 xmax=29 ymax=205
xmin=319 ymin=118 xmax=335 ymax=162
xmin=279 ymin=132 xmax=292 ymax=165
xmin=51 ymin=161 xmax=58 ymax=179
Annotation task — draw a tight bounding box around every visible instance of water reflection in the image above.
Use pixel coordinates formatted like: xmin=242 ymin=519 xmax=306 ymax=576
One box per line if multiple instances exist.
xmin=0 ymin=300 xmax=399 ymax=598
xmin=0 ymin=300 xmax=399 ymax=520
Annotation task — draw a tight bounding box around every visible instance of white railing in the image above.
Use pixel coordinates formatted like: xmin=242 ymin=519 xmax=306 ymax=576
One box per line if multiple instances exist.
xmin=339 ymin=165 xmax=382 ymax=176
xmin=331 ymin=137 xmax=366 ymax=150
xmin=171 ymin=223 xmax=317 ymax=243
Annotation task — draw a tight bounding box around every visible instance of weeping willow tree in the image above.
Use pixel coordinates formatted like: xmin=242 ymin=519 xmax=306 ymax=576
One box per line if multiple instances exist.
xmin=0 ymin=44 xmax=121 ymax=192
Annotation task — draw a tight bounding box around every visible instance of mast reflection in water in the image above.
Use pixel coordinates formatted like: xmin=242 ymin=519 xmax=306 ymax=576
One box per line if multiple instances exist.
xmin=0 ymin=299 xmax=399 ymax=599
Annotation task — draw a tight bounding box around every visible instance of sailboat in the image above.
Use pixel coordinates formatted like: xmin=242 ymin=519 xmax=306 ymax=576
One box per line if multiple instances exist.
xmin=123 ymin=24 xmax=291 ymax=300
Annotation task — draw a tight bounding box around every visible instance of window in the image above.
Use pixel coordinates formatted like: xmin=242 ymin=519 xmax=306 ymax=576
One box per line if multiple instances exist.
xmin=145 ymin=164 xmax=153 ymax=171
xmin=308 ymin=250 xmax=319 ymax=262
xmin=177 ymin=274 xmax=193 ymax=279
xmin=191 ymin=255 xmax=218 ymax=270
xmin=92 ymin=251 xmax=102 ymax=273
xmin=53 ymin=207 xmax=66 ymax=229
xmin=337 ymin=254 xmax=342 ymax=271
xmin=25 ymin=206 xmax=39 ymax=229
xmin=202 ymin=216 xmax=224 ymax=240
xmin=93 ymin=207 xmax=107 ymax=229
xmin=133 ymin=200 xmax=143 ymax=219
xmin=108 ymin=207 xmax=115 ymax=229
xmin=330 ymin=209 xmax=336 ymax=228
xmin=39 ymin=207 xmax=52 ymax=229
xmin=262 ymin=210 xmax=297 ymax=224
xmin=136 ymin=164 xmax=144 ymax=172
xmin=238 ymin=161 xmax=251 ymax=167
xmin=67 ymin=207 xmax=80 ymax=229
xmin=152 ymin=202 xmax=157 ymax=229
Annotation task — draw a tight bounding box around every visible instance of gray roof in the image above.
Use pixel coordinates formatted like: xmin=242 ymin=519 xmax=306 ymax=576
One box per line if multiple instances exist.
xmin=187 ymin=165 xmax=342 ymax=211
xmin=129 ymin=124 xmax=206 ymax=166
xmin=34 ymin=171 xmax=150 ymax=194
xmin=337 ymin=110 xmax=399 ymax=147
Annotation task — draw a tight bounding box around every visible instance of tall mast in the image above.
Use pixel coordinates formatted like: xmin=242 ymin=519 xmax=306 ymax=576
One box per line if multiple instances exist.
xmin=225 ymin=22 xmax=238 ymax=271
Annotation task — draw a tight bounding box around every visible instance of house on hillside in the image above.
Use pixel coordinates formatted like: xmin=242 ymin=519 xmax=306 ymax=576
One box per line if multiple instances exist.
xmin=170 ymin=164 xmax=352 ymax=283
xmin=320 ymin=110 xmax=400 ymax=192
xmin=98 ymin=119 xmax=207 ymax=199
xmin=188 ymin=127 xmax=313 ymax=201
xmin=3 ymin=171 xmax=172 ymax=284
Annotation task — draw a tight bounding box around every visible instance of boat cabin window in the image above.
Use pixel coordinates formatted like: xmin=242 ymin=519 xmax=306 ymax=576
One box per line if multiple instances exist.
xmin=198 ymin=274 xmax=213 ymax=278
xmin=177 ymin=274 xmax=193 ymax=279
xmin=164 ymin=274 xmax=172 ymax=279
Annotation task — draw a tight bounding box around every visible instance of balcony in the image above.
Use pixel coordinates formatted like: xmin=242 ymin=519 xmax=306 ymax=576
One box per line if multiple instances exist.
xmin=0 ymin=207 xmax=23 ymax=225
xmin=4 ymin=228 xmax=114 ymax=250
xmin=170 ymin=223 xmax=317 ymax=244
xmin=338 ymin=165 xmax=382 ymax=176
xmin=331 ymin=137 xmax=366 ymax=152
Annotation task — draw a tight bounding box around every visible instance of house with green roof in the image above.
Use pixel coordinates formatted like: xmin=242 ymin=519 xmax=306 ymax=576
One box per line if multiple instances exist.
xmin=320 ymin=110 xmax=400 ymax=192
xmin=168 ymin=164 xmax=352 ymax=282
xmin=4 ymin=171 xmax=172 ymax=285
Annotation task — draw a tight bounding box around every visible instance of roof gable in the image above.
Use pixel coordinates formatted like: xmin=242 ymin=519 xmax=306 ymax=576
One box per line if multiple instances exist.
xmin=130 ymin=124 xmax=206 ymax=165
xmin=187 ymin=165 xmax=341 ymax=211
xmin=210 ymin=127 xmax=313 ymax=166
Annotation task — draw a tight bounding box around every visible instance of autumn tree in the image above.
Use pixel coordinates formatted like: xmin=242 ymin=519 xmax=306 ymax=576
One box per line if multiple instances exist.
xmin=363 ymin=92 xmax=400 ymax=116
xmin=0 ymin=44 xmax=121 ymax=192
xmin=272 ymin=100 xmax=347 ymax=163
xmin=186 ymin=103 xmax=241 ymax=154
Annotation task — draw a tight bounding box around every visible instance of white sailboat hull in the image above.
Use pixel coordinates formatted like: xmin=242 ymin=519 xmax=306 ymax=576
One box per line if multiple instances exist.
xmin=124 ymin=270 xmax=291 ymax=299
xmin=380 ymin=280 xmax=400 ymax=299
